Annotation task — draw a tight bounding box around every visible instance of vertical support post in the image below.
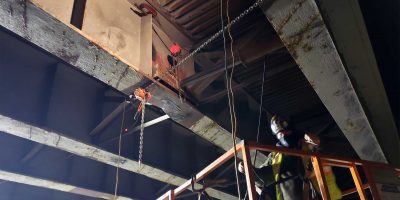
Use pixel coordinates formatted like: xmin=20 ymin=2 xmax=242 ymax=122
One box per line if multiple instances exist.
xmin=70 ymin=0 xmax=87 ymax=29
xmin=363 ymin=164 xmax=381 ymax=200
xmin=350 ymin=163 xmax=367 ymax=200
xmin=168 ymin=190 xmax=174 ymax=200
xmin=311 ymin=156 xmax=331 ymax=200
xmin=241 ymin=143 xmax=258 ymax=200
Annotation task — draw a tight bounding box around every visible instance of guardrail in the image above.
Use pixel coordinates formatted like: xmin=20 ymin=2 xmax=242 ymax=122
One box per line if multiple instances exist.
xmin=157 ymin=140 xmax=400 ymax=200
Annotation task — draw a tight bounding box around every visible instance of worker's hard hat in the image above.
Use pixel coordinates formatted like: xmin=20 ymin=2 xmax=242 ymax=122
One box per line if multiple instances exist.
xmin=270 ymin=115 xmax=289 ymax=135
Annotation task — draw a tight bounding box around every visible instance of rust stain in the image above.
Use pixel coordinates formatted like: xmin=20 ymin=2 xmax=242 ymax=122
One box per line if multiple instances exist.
xmin=115 ymin=65 xmax=129 ymax=88
xmin=346 ymin=118 xmax=354 ymax=128
xmin=276 ymin=0 xmax=307 ymax=35
xmin=8 ymin=4 xmax=13 ymax=16
xmin=308 ymin=80 xmax=316 ymax=89
xmin=302 ymin=43 xmax=312 ymax=52
xmin=111 ymin=156 xmax=127 ymax=165
xmin=333 ymin=89 xmax=341 ymax=96
xmin=284 ymin=13 xmax=320 ymax=59
xmin=313 ymin=29 xmax=323 ymax=39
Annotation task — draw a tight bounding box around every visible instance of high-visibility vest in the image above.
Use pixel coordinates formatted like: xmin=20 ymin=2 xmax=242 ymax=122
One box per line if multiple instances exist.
xmin=271 ymin=152 xmax=283 ymax=200
xmin=309 ymin=166 xmax=342 ymax=199
xmin=272 ymin=152 xmax=342 ymax=200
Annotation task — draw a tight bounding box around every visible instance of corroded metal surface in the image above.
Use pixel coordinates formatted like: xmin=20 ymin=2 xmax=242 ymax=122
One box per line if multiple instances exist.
xmin=260 ymin=0 xmax=387 ymax=162
xmin=318 ymin=0 xmax=400 ymax=166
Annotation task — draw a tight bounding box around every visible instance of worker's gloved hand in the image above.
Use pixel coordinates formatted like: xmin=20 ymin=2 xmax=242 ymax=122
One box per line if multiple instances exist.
xmin=304 ymin=133 xmax=320 ymax=147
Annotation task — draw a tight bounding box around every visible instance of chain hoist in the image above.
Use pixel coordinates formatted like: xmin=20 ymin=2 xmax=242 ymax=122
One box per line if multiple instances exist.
xmin=143 ymin=0 xmax=265 ymax=91
xmin=133 ymin=88 xmax=151 ymax=166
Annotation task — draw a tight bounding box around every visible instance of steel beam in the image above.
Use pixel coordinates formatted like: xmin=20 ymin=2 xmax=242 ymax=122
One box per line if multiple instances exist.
xmin=0 ymin=114 xmax=236 ymax=200
xmin=0 ymin=169 xmax=132 ymax=200
xmin=0 ymin=0 xmax=267 ymax=167
xmin=260 ymin=0 xmax=387 ymax=163
xmin=317 ymin=0 xmax=400 ymax=166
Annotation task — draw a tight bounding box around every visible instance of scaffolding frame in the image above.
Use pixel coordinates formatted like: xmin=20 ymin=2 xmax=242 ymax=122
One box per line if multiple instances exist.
xmin=157 ymin=140 xmax=400 ymax=200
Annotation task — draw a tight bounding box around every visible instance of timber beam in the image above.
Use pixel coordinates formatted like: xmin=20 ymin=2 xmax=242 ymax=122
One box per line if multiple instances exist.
xmin=260 ymin=0 xmax=387 ymax=162
xmin=0 ymin=0 xmax=268 ymax=167
xmin=0 ymin=169 xmax=132 ymax=200
xmin=0 ymin=114 xmax=236 ymax=200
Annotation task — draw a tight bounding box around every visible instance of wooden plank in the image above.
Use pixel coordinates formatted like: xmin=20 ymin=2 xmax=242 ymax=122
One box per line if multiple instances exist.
xmin=0 ymin=114 xmax=236 ymax=200
xmin=0 ymin=169 xmax=132 ymax=200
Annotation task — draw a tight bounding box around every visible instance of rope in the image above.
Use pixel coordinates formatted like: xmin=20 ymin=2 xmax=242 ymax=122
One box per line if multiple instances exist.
xmin=254 ymin=58 xmax=267 ymax=166
xmin=222 ymin=0 xmax=241 ymax=198
xmin=114 ymin=100 xmax=127 ymax=199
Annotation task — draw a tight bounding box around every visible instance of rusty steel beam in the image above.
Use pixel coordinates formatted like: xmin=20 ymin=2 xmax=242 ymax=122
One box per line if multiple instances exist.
xmin=0 ymin=0 xmax=268 ymax=168
xmin=0 ymin=169 xmax=132 ymax=200
xmin=317 ymin=0 xmax=400 ymax=166
xmin=0 ymin=114 xmax=236 ymax=200
xmin=260 ymin=0 xmax=387 ymax=163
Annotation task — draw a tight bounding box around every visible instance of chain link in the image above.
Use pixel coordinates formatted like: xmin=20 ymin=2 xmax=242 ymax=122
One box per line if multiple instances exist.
xmin=138 ymin=97 xmax=146 ymax=166
xmin=170 ymin=0 xmax=263 ymax=71
xmin=146 ymin=0 xmax=264 ymax=88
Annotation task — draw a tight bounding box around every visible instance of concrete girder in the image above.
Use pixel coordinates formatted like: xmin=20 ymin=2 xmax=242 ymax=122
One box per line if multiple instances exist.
xmin=0 ymin=0 xmax=268 ymax=167
xmin=0 ymin=169 xmax=133 ymax=200
xmin=260 ymin=0 xmax=387 ymax=162
xmin=317 ymin=0 xmax=400 ymax=166
xmin=0 ymin=114 xmax=236 ymax=200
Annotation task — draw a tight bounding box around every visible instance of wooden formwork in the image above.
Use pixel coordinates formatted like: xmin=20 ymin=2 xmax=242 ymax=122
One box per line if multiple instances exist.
xmin=158 ymin=141 xmax=400 ymax=200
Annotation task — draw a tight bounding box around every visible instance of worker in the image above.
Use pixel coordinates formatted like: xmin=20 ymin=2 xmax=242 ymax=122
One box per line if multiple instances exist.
xmin=238 ymin=115 xmax=305 ymax=200
xmin=239 ymin=115 xmax=342 ymax=200
xmin=302 ymin=133 xmax=342 ymax=200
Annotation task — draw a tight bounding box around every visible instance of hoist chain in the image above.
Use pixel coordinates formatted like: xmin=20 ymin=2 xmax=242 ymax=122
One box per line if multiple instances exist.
xmin=145 ymin=0 xmax=265 ymax=89
xmin=138 ymin=96 xmax=146 ymax=166
xmin=173 ymin=0 xmax=264 ymax=70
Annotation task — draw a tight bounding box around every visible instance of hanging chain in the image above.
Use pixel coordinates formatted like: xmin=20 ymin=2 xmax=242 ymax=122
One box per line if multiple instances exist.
xmin=171 ymin=0 xmax=264 ymax=71
xmin=145 ymin=0 xmax=265 ymax=89
xmin=138 ymin=96 xmax=146 ymax=166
